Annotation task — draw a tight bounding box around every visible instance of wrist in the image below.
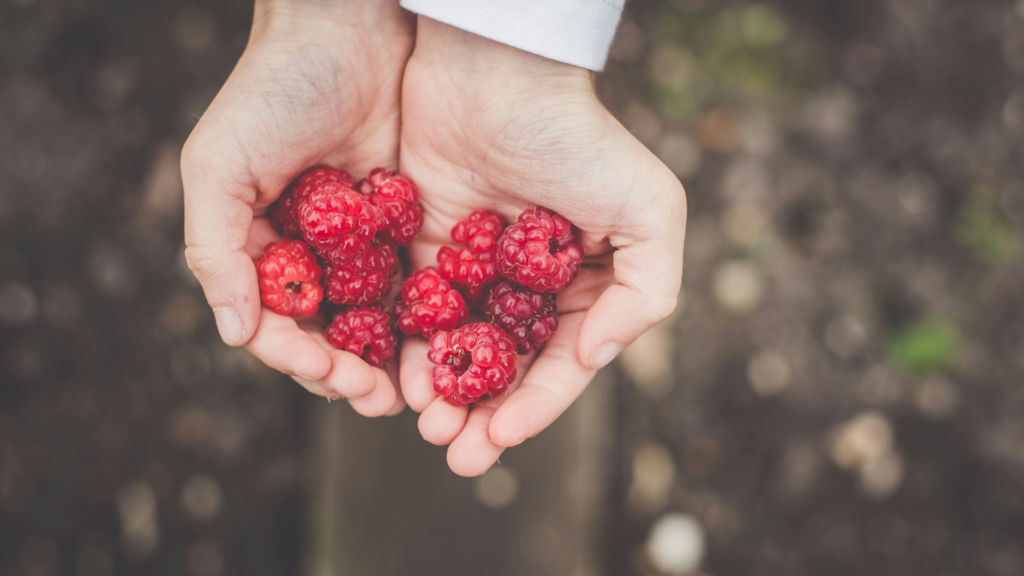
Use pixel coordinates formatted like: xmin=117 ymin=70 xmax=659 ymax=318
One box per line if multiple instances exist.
xmin=411 ymin=17 xmax=593 ymax=96
xmin=253 ymin=0 xmax=408 ymax=39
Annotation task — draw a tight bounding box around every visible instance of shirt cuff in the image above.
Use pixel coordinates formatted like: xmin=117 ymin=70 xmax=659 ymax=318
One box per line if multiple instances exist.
xmin=400 ymin=0 xmax=625 ymax=72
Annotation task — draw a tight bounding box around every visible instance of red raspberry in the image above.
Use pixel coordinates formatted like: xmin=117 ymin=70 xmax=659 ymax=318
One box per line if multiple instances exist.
xmin=357 ymin=168 xmax=423 ymax=246
xmin=323 ymin=240 xmax=400 ymax=306
xmin=437 ymin=210 xmax=504 ymax=300
xmin=270 ymin=165 xmax=353 ymax=238
xmin=428 ymin=323 xmax=518 ymax=405
xmin=484 ymin=281 xmax=559 ymax=354
xmin=297 ymin=182 xmax=385 ymax=262
xmin=497 ymin=207 xmax=584 ymax=293
xmin=325 ymin=306 xmax=397 ymax=367
xmin=394 ymin=267 xmax=469 ymax=338
xmin=256 ymin=239 xmax=323 ymax=317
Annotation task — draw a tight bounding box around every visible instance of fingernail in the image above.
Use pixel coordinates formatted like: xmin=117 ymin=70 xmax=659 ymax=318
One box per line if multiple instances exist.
xmin=213 ymin=307 xmax=244 ymax=345
xmin=590 ymin=342 xmax=623 ymax=370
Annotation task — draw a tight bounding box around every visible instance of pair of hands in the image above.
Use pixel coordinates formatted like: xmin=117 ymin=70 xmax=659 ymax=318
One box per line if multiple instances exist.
xmin=182 ymin=0 xmax=686 ymax=476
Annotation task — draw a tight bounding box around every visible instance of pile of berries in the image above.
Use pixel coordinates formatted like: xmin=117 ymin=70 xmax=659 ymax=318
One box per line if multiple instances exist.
xmin=411 ymin=207 xmax=583 ymax=405
xmin=255 ymin=165 xmax=584 ymax=405
xmin=257 ymin=165 xmax=421 ymax=367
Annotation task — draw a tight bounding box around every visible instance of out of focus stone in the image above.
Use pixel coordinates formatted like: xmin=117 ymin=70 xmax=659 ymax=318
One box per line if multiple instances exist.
xmin=94 ymin=58 xmax=139 ymax=110
xmin=824 ymin=315 xmax=867 ymax=359
xmin=610 ymin=20 xmax=646 ymax=63
xmin=777 ymin=439 xmax=820 ymax=499
xmin=174 ymin=6 xmax=217 ymax=52
xmin=800 ymin=86 xmax=859 ymax=146
xmin=628 ymin=443 xmax=675 ymax=516
xmin=180 ymin=474 xmax=223 ymax=522
xmin=697 ymin=108 xmax=739 ymax=152
xmin=712 ymin=261 xmax=763 ymax=313
xmin=646 ymin=513 xmax=705 ymax=575
xmin=860 ymin=451 xmax=904 ymax=498
xmin=720 ymin=157 xmax=770 ymax=201
xmin=622 ymin=102 xmax=664 ymax=146
xmin=0 ymin=282 xmax=37 ymax=325
xmin=473 ymin=467 xmax=520 ymax=509
xmin=621 ymin=319 xmax=676 ymax=396
xmin=659 ymin=132 xmax=702 ymax=179
xmin=76 ymin=544 xmax=114 ymax=576
xmin=829 ymin=411 xmax=894 ymax=472
xmin=160 ymin=290 xmax=204 ymax=338
xmin=41 ymin=284 xmax=81 ymax=324
xmin=172 ymin=407 xmax=212 ymax=447
xmin=859 ymin=364 xmax=903 ymax=405
xmin=720 ymin=202 xmax=767 ymax=248
xmin=913 ymin=379 xmax=960 ymax=419
xmin=88 ymin=245 xmax=137 ymax=299
xmin=135 ymin=143 xmax=184 ymax=229
xmin=684 ymin=437 xmax=721 ymax=478
xmin=747 ymin=351 xmax=791 ymax=397
xmin=116 ymin=481 xmax=159 ymax=559
xmin=648 ymin=47 xmax=695 ymax=89
xmin=185 ymin=538 xmax=225 ymax=576
xmin=20 ymin=537 xmax=58 ymax=576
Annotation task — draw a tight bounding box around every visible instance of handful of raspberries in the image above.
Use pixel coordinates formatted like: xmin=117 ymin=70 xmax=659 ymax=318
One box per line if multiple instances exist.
xmin=256 ymin=165 xmax=584 ymax=406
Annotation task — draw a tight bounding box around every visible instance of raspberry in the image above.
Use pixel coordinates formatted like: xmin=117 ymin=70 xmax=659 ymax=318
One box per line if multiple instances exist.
xmin=437 ymin=210 xmax=504 ymax=300
xmin=256 ymin=239 xmax=323 ymax=317
xmin=323 ymin=240 xmax=400 ymax=306
xmin=325 ymin=306 xmax=397 ymax=368
xmin=497 ymin=207 xmax=584 ymax=293
xmin=394 ymin=267 xmax=469 ymax=338
xmin=428 ymin=323 xmax=518 ymax=405
xmin=484 ymin=281 xmax=559 ymax=354
xmin=297 ymin=182 xmax=385 ymax=262
xmin=271 ymin=165 xmax=353 ymax=238
xmin=357 ymin=168 xmax=423 ymax=246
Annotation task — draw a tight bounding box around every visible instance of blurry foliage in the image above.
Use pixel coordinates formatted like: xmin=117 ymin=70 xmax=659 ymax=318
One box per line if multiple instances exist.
xmin=888 ymin=321 xmax=960 ymax=375
xmin=646 ymin=2 xmax=823 ymax=120
xmin=956 ymin=194 xmax=1022 ymax=264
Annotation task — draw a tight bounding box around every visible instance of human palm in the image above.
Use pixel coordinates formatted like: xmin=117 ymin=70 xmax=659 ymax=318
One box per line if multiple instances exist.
xmin=182 ymin=1 xmax=413 ymax=416
xmin=397 ymin=20 xmax=687 ymax=476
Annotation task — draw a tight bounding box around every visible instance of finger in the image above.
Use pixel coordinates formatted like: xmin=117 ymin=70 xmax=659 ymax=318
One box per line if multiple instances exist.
xmin=384 ymin=359 xmax=406 ymax=416
xmin=300 ymin=327 xmax=378 ymax=399
xmin=347 ymin=368 xmax=399 ymax=418
xmin=418 ymin=397 xmax=468 ymax=445
xmin=488 ymin=312 xmax=595 ymax=447
xmin=182 ymin=144 xmax=261 ymax=347
xmin=245 ymin=307 xmax=332 ymax=381
xmin=446 ymin=404 xmax=505 ymax=477
xmin=576 ymin=185 xmax=686 ymax=369
xmin=399 ymin=337 xmax=438 ymax=412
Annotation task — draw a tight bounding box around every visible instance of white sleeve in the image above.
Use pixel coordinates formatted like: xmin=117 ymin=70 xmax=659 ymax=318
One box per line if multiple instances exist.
xmin=399 ymin=0 xmax=625 ymax=72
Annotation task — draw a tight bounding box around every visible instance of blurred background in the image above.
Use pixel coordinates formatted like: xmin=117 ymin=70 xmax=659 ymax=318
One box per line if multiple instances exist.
xmin=1 ymin=0 xmax=1021 ymax=574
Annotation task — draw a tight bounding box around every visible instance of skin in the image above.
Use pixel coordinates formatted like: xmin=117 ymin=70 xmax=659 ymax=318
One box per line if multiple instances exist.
xmin=182 ymin=3 xmax=687 ymax=476
xmin=181 ymin=0 xmax=413 ymax=416
xmin=398 ymin=19 xmax=687 ymax=476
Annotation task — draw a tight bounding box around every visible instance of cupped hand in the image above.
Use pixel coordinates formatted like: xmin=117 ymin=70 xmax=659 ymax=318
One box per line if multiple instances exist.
xmin=398 ymin=19 xmax=687 ymax=475
xmin=181 ymin=0 xmax=412 ymax=415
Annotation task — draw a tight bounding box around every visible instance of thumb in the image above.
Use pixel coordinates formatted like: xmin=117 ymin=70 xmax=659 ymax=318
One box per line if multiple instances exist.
xmin=577 ymin=183 xmax=687 ymax=370
xmin=181 ymin=142 xmax=261 ymax=347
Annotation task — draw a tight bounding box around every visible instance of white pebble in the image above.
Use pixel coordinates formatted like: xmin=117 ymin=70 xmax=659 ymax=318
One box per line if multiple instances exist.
xmin=647 ymin=513 xmax=706 ymax=575
xmin=0 ymin=283 xmax=37 ymax=325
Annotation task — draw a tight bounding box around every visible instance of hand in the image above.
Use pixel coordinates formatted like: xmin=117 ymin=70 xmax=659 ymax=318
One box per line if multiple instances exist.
xmin=397 ymin=19 xmax=687 ymax=476
xmin=181 ymin=0 xmax=413 ymax=415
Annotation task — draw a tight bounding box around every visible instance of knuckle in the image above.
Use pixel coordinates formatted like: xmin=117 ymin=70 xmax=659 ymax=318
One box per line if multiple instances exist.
xmin=646 ymin=294 xmax=679 ymax=324
xmin=183 ymin=245 xmax=217 ymax=282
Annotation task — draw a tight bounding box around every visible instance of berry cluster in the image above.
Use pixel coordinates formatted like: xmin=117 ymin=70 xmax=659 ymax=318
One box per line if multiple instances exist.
xmin=255 ymin=165 xmax=584 ymax=397
xmin=256 ymin=165 xmax=422 ymax=367
xmin=409 ymin=207 xmax=583 ymax=405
